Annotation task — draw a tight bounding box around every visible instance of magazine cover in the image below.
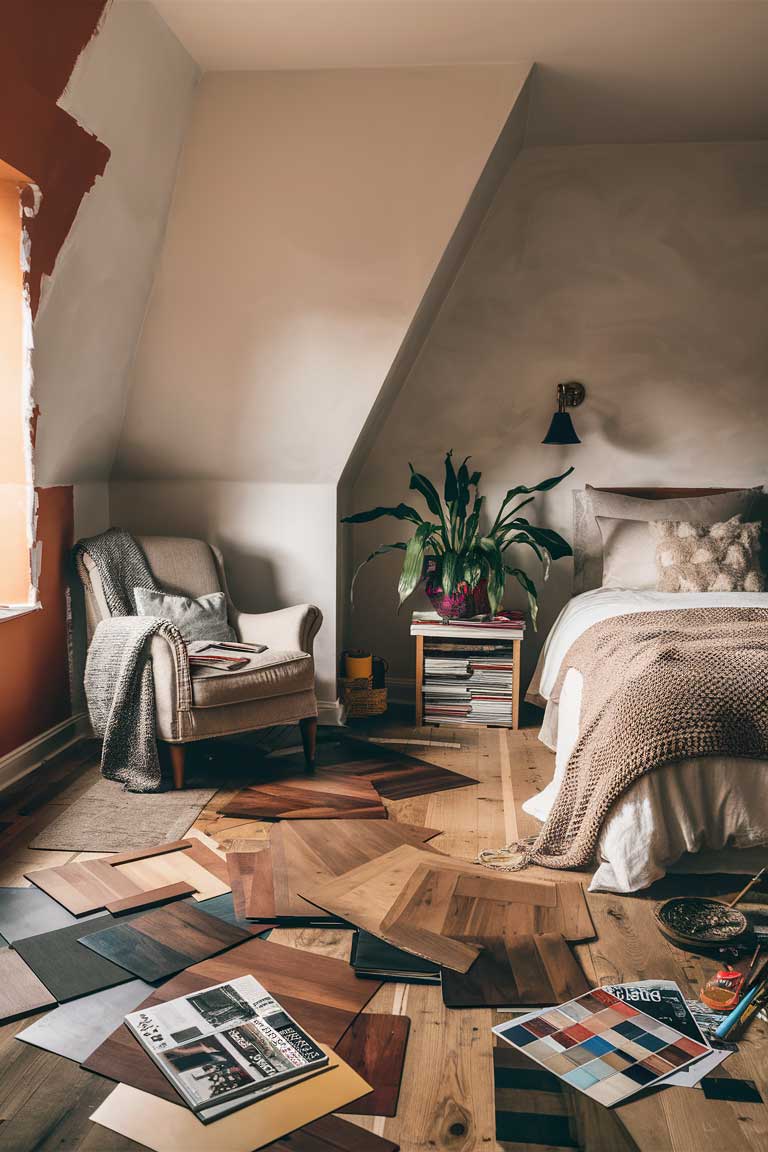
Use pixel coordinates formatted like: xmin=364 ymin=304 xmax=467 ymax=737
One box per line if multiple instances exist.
xmin=125 ymin=975 xmax=328 ymax=1117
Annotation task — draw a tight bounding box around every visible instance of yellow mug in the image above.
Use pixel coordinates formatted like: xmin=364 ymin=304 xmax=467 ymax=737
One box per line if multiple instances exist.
xmin=345 ymin=650 xmax=373 ymax=679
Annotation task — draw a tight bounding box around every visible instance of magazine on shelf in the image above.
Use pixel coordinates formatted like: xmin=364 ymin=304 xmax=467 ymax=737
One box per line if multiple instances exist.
xmin=125 ymin=976 xmax=329 ymax=1121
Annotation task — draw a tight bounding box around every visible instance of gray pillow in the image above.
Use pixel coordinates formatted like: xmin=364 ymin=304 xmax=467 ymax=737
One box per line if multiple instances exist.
xmin=573 ymin=485 xmax=763 ymax=594
xmin=596 ymin=516 xmax=658 ymax=589
xmin=133 ymin=587 xmax=236 ymax=642
xmin=649 ymin=517 xmax=765 ymax=593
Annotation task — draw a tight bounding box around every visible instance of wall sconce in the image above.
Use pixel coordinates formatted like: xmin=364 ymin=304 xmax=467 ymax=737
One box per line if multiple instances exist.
xmin=542 ymin=381 xmax=586 ymax=445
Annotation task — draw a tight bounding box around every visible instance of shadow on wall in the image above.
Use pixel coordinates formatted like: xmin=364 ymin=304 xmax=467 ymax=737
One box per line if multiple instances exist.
xmin=216 ymin=539 xmax=283 ymax=615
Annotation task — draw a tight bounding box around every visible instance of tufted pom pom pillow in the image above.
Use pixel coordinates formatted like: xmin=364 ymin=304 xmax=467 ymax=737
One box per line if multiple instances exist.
xmin=649 ymin=516 xmax=765 ymax=593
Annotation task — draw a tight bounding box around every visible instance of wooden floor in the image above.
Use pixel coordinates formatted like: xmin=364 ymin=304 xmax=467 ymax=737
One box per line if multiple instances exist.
xmin=0 ymin=717 xmax=766 ymax=1151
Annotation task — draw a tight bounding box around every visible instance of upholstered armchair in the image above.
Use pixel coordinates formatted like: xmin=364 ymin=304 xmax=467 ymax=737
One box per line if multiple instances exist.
xmin=76 ymin=535 xmax=322 ymax=788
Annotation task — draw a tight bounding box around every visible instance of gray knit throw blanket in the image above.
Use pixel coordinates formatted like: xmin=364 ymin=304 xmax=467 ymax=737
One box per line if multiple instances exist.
xmin=479 ymin=607 xmax=768 ymax=873
xmin=78 ymin=529 xmax=191 ymax=792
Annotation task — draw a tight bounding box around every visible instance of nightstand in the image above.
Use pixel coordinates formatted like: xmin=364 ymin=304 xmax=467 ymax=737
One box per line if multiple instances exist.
xmin=410 ymin=613 xmax=523 ymax=729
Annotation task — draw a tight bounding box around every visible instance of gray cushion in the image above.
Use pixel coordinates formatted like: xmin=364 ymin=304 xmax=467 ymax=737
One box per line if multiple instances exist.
xmin=134 ymin=587 xmax=235 ymax=642
xmin=597 ymin=516 xmax=659 ymax=589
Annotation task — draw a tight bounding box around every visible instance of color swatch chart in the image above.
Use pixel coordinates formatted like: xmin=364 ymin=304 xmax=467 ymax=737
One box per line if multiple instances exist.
xmin=493 ymin=986 xmax=711 ymax=1106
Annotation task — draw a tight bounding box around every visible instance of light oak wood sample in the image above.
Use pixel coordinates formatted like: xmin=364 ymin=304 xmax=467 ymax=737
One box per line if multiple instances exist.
xmin=89 ymin=1048 xmax=371 ymax=1152
xmin=24 ymin=857 xmax=142 ymax=916
xmin=112 ymin=839 xmax=230 ymax=902
xmin=248 ymin=819 xmax=443 ymax=921
xmin=0 ymin=949 xmax=56 ymax=1022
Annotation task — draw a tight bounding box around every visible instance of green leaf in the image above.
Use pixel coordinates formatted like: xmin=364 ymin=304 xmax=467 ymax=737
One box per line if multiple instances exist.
xmin=408 ymin=464 xmax=445 ymax=524
xmin=477 ymin=536 xmax=505 ymax=614
xmin=397 ymin=522 xmax=435 ymax=607
xmin=502 ymin=531 xmax=551 ymax=580
xmin=510 ymin=520 xmax=573 ymax=560
xmin=468 ymin=470 xmax=481 ymax=486
xmin=342 ymin=503 xmax=423 ymax=525
xmin=463 ymin=493 xmax=484 ymax=550
xmin=440 ymin=550 xmax=461 ymax=596
xmin=504 ymin=565 xmax=539 ymax=629
xmin=349 ymin=543 xmax=407 ymax=606
xmin=456 ymin=457 xmax=472 ymax=519
xmin=443 ymin=450 xmax=458 ymax=504
xmin=491 ymin=466 xmax=574 ymax=532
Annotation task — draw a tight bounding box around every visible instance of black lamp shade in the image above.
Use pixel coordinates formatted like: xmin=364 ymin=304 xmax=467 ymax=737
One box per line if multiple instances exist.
xmin=542 ymin=411 xmax=581 ymax=445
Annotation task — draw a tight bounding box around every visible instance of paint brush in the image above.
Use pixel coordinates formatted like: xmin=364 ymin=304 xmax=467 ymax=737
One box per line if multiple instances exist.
xmin=726 ymin=868 xmax=765 ymax=909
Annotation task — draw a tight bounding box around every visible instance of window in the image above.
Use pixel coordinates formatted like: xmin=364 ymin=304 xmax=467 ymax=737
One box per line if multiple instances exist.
xmin=0 ymin=167 xmax=34 ymax=611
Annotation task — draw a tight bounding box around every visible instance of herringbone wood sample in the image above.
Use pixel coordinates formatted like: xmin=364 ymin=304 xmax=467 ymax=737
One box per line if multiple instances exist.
xmin=0 ymin=949 xmax=56 ymax=1022
xmin=337 ymin=1014 xmax=411 ymax=1117
xmin=441 ymin=932 xmax=589 ymax=1007
xmin=271 ymin=736 xmax=478 ymax=800
xmin=77 ymin=901 xmax=250 ymax=981
xmin=218 ymin=773 xmax=387 ymax=820
xmin=299 ymin=845 xmax=485 ymax=972
xmin=13 ymin=912 xmax=144 ymax=1002
xmin=84 ymin=937 xmax=383 ymax=1103
xmin=247 ymin=819 xmax=444 ymax=921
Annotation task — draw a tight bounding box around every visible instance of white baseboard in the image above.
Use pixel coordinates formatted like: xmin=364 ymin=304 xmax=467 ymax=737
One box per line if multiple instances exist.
xmin=0 ymin=712 xmax=88 ymax=794
xmin=318 ymin=698 xmax=346 ymax=726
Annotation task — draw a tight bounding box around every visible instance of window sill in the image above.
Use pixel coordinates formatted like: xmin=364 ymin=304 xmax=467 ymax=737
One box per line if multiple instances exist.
xmin=0 ymin=602 xmax=41 ymax=623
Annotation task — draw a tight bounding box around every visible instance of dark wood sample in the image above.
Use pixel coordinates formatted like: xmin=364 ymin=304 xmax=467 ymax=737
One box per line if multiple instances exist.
xmin=196 ymin=891 xmax=275 ymax=935
xmin=269 ymin=1114 xmax=399 ymax=1151
xmin=441 ymin=932 xmax=589 ymax=1008
xmin=218 ymin=773 xmax=388 ymax=821
xmin=268 ymin=736 xmax=479 ymax=800
xmin=77 ymin=901 xmax=250 ymax=982
xmin=105 ymin=880 xmax=196 ymax=915
xmin=83 ymin=937 xmax=383 ymax=1104
xmin=13 ymin=911 xmax=145 ymax=1002
xmin=350 ymin=930 xmax=441 ymax=984
xmin=246 ymin=819 xmax=444 ymax=922
xmin=337 ymin=1014 xmax=411 ymax=1116
xmin=0 ymin=949 xmax=56 ymax=1022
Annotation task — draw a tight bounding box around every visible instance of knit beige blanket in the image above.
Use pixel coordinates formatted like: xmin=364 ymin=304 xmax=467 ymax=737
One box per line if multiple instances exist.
xmin=523 ymin=607 xmax=768 ymax=870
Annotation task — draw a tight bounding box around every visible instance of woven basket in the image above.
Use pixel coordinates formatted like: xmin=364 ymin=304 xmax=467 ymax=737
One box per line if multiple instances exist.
xmin=340 ymin=675 xmax=387 ymax=718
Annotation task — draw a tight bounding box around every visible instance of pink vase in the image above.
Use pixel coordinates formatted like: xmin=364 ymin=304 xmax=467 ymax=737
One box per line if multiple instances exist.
xmin=424 ymin=577 xmax=491 ymax=620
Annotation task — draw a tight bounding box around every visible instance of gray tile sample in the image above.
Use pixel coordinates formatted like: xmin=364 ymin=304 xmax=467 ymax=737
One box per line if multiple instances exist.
xmin=15 ymin=979 xmax=152 ymax=1063
xmin=196 ymin=893 xmax=272 ymax=937
xmin=0 ymin=886 xmax=100 ymax=943
xmin=13 ymin=911 xmax=145 ymax=1002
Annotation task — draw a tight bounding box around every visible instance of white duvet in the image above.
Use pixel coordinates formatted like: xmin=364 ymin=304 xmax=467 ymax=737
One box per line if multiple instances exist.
xmin=525 ymin=588 xmax=768 ymax=892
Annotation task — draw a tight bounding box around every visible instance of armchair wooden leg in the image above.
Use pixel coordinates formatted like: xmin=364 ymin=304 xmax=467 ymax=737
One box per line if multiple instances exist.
xmin=299 ymin=716 xmax=317 ymax=772
xmin=169 ymin=744 xmax=186 ymax=790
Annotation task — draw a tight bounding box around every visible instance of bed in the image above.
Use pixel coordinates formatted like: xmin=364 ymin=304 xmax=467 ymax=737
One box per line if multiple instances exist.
xmin=524 ymin=487 xmax=768 ymax=893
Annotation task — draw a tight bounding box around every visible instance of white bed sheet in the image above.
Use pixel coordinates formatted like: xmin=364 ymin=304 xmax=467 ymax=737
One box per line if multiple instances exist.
xmin=524 ymin=588 xmax=768 ymax=892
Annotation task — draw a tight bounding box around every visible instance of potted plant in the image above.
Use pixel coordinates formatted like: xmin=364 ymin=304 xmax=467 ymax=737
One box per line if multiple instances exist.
xmin=342 ymin=453 xmax=573 ymax=625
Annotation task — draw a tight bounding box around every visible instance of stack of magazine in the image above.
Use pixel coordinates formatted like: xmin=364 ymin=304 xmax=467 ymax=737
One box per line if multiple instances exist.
xmin=125 ymin=975 xmax=330 ymax=1124
xmin=422 ymin=645 xmax=517 ymax=725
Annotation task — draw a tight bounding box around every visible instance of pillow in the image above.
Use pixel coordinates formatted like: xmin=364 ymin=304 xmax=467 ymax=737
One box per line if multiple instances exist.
xmin=133 ymin=587 xmax=236 ymax=642
xmin=649 ymin=517 xmax=765 ymax=593
xmin=573 ymin=485 xmax=763 ymax=593
xmin=596 ymin=517 xmax=659 ymax=589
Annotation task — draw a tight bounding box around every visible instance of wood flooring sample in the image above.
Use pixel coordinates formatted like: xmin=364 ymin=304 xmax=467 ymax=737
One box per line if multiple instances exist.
xmin=89 ymin=1049 xmax=372 ymax=1152
xmin=441 ymin=932 xmax=589 ymax=1008
xmin=25 ymin=858 xmax=141 ymax=916
xmin=337 ymin=1014 xmax=411 ymax=1117
xmin=0 ymin=950 xmax=56 ymax=1022
xmin=218 ymin=773 xmax=387 ymax=820
xmin=248 ymin=819 xmax=444 ymax=921
xmin=77 ymin=901 xmax=250 ymax=981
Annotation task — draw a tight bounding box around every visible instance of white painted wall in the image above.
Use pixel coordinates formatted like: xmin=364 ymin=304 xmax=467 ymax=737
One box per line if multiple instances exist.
xmin=110 ymin=64 xmax=530 ymax=706
xmin=348 ymin=142 xmax=768 ymax=693
xmin=33 ymin=0 xmax=198 ymax=494
xmin=113 ymin=64 xmax=529 ymax=482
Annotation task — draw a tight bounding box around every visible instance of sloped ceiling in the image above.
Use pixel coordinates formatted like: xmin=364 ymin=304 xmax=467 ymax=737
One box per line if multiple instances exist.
xmin=113 ymin=63 xmax=531 ymax=483
xmin=149 ymin=0 xmax=768 ymax=143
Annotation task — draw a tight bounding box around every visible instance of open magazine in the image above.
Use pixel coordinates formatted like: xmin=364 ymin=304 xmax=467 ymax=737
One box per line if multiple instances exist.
xmin=125 ymin=976 xmax=329 ymax=1122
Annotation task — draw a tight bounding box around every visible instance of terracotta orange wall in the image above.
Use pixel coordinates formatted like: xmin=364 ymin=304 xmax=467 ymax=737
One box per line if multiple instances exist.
xmin=0 ymin=487 xmax=73 ymax=758
xmin=0 ymin=0 xmax=108 ymax=759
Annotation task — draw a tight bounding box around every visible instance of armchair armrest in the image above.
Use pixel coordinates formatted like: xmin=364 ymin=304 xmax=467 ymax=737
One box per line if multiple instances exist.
xmin=231 ymin=604 xmax=322 ymax=655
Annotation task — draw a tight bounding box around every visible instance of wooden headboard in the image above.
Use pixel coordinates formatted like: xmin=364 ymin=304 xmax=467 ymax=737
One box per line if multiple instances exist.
xmin=594 ymin=487 xmax=740 ymax=500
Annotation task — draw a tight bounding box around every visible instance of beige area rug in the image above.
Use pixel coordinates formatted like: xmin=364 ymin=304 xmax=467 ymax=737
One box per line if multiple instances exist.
xmin=29 ymin=775 xmax=217 ymax=853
